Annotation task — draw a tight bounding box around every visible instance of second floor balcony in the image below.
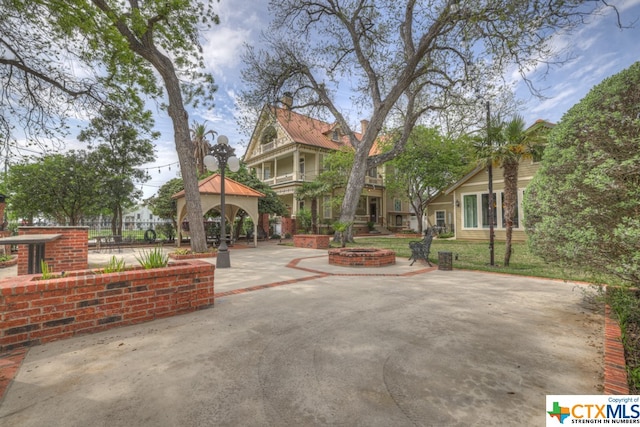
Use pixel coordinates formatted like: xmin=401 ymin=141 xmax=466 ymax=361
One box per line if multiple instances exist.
xmin=256 ymin=137 xmax=290 ymax=155
xmin=261 ymin=172 xmax=384 ymax=187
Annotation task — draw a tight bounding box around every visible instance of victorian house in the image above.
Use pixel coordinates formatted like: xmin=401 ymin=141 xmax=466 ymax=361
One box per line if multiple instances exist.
xmin=243 ymin=99 xmax=415 ymax=235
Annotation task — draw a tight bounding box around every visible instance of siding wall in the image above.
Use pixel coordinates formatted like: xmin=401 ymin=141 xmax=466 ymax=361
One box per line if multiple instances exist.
xmin=427 ymin=159 xmax=540 ymax=242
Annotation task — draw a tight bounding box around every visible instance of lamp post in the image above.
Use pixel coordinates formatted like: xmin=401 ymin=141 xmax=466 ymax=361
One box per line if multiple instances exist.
xmin=203 ymin=135 xmax=239 ymax=268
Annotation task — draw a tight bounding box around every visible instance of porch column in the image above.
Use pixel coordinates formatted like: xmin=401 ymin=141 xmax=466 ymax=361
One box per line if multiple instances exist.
xmin=274 ymin=156 xmax=278 ymax=181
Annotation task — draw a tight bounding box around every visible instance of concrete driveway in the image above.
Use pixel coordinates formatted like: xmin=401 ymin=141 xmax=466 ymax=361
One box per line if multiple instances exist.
xmin=0 ymin=244 xmax=603 ymax=426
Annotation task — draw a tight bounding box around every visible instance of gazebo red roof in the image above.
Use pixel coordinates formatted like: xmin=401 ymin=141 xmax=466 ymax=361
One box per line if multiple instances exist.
xmin=171 ymin=174 xmax=265 ymax=199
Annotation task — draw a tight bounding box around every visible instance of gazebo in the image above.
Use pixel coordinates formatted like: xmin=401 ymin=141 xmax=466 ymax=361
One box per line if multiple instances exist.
xmin=172 ymin=174 xmax=265 ymax=247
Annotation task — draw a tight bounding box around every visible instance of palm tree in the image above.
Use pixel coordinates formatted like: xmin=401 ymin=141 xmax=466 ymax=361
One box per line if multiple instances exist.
xmin=495 ymin=115 xmax=546 ymax=266
xmin=295 ymin=180 xmax=330 ymax=234
xmin=190 ymin=121 xmax=216 ymax=176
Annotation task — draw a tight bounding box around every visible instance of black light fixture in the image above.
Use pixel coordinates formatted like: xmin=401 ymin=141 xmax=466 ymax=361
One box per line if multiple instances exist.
xmin=204 ymin=135 xmax=240 ymax=269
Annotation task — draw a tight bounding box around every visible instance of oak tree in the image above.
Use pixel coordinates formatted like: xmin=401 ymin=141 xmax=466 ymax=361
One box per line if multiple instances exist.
xmin=242 ymin=0 xmax=610 ymax=240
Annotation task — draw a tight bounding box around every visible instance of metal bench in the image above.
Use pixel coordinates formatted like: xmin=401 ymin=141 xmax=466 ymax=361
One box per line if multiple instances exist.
xmin=408 ymin=228 xmax=434 ymax=266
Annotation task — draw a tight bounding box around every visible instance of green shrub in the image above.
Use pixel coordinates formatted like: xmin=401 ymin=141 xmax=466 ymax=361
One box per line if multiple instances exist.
xmin=297 ymin=208 xmax=312 ymax=233
xmin=103 ymin=256 xmax=127 ymax=273
xmin=40 ymin=260 xmax=53 ymax=280
xmin=135 ymin=247 xmax=169 ymax=269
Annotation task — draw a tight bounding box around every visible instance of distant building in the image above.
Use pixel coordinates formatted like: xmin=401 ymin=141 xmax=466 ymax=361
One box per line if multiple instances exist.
xmin=124 ymin=205 xmax=166 ymax=230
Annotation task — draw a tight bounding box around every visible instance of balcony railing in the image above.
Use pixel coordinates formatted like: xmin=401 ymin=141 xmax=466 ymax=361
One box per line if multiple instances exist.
xmin=365 ymin=176 xmax=384 ymax=186
xmin=260 ymin=171 xmax=321 ymax=185
xmin=257 ymin=137 xmax=289 ymax=155
xmin=275 ymin=174 xmax=294 ymax=184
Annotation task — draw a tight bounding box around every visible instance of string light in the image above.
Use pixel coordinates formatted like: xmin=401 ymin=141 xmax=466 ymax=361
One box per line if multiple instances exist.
xmin=141 ymin=161 xmax=179 ymax=171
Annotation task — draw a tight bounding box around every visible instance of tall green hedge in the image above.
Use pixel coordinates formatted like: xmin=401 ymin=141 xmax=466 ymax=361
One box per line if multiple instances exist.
xmin=524 ymin=62 xmax=640 ymax=286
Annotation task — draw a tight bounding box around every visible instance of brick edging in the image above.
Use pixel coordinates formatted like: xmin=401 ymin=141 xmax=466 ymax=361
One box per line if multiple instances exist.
xmin=604 ymin=304 xmax=629 ymax=394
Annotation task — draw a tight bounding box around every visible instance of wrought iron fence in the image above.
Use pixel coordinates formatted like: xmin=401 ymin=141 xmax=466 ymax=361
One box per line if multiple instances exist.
xmin=7 ymin=219 xmax=175 ymax=245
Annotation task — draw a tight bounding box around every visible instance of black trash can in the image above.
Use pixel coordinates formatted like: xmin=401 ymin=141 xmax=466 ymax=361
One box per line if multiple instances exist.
xmin=438 ymin=251 xmax=453 ymax=271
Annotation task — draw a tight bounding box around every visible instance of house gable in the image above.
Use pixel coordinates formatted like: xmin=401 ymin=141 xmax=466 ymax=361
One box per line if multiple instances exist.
xmin=426 ymin=119 xmax=555 ymax=241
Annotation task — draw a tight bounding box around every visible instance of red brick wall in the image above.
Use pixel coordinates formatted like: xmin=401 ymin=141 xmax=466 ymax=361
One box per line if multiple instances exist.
xmin=328 ymin=248 xmax=396 ymax=267
xmin=293 ymin=234 xmax=331 ymax=249
xmin=0 ymin=260 xmax=215 ymax=351
xmin=604 ymin=304 xmax=629 ymax=394
xmin=17 ymin=227 xmax=89 ymax=275
xmin=281 ymin=217 xmax=295 ymax=237
xmin=259 ymin=213 xmax=270 ymax=236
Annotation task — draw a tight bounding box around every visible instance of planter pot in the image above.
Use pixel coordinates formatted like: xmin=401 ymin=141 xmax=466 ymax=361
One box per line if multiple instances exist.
xmin=0 ymin=260 xmax=215 ymax=351
xmin=293 ymin=234 xmax=331 ymax=249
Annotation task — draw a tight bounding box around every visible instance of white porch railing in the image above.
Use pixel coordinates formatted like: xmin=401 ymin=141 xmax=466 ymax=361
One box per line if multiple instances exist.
xmin=275 ymin=174 xmax=294 ymax=184
xmin=365 ymin=176 xmax=384 ymax=186
xmin=257 ymin=137 xmax=289 ymax=154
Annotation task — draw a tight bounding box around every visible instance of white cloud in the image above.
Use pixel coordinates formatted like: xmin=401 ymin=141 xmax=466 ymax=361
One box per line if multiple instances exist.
xmin=202 ymin=26 xmax=252 ymax=76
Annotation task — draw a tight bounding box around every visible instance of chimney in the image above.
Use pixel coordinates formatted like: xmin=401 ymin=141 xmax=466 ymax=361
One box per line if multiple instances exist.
xmin=361 ymin=119 xmax=369 ymax=135
xmin=281 ymin=92 xmax=293 ymax=110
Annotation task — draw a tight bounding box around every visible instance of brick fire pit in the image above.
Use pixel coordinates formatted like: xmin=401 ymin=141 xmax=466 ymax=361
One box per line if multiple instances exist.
xmin=328 ymin=247 xmax=396 ymax=267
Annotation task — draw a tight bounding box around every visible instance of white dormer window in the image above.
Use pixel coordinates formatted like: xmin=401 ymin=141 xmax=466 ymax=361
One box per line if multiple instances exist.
xmin=332 ymin=129 xmax=339 ymax=141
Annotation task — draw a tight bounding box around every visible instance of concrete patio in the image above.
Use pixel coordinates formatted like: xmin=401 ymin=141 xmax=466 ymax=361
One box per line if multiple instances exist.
xmin=0 ymin=243 xmax=604 ymax=426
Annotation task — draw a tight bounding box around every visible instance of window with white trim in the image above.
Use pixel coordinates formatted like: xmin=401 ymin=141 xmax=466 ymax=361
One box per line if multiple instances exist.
xmin=462 ymin=191 xmax=522 ymax=230
xmin=263 ymin=165 xmax=271 ymax=180
xmin=323 ymin=196 xmax=332 ymax=219
xmin=435 ymin=211 xmax=445 ymax=227
xmin=463 ymin=195 xmax=477 ymax=228
xmin=481 ymin=193 xmax=497 ymax=228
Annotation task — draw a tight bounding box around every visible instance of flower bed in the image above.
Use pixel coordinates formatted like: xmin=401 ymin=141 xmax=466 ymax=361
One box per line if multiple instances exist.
xmin=0 ymin=260 xmax=215 ymax=351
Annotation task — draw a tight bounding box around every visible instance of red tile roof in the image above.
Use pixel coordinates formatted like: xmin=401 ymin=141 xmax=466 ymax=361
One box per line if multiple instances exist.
xmin=271 ymin=106 xmax=363 ymax=150
xmin=172 ymin=174 xmax=265 ymax=199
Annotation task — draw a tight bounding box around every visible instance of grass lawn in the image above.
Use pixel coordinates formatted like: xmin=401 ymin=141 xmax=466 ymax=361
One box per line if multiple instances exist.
xmin=342 ymin=236 xmax=598 ymax=283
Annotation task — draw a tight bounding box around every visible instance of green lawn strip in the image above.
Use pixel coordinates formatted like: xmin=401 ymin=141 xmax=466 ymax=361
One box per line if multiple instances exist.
xmin=348 ymin=236 xmax=596 ymax=283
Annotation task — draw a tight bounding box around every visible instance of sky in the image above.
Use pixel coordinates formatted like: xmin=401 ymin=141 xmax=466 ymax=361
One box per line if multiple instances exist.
xmin=64 ymin=0 xmax=640 ymax=199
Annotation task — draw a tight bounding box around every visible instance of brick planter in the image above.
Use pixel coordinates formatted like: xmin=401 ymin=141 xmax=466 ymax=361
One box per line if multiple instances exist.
xmin=293 ymin=234 xmax=331 ymax=249
xmin=0 ymin=255 xmax=17 ymax=268
xmin=328 ymin=247 xmax=396 ymax=267
xmin=0 ymin=260 xmax=215 ymax=351
xmin=168 ymin=251 xmax=217 ymax=260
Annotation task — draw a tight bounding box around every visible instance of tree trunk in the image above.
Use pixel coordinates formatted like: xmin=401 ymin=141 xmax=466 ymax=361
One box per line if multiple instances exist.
xmin=93 ymin=0 xmax=209 ymax=253
xmin=311 ymin=198 xmax=318 ymax=234
xmin=111 ymin=204 xmax=122 ymax=237
xmin=137 ymin=50 xmax=208 ymax=252
xmin=415 ymin=203 xmax=425 ymax=234
xmin=503 ymin=159 xmax=519 ymax=267
xmin=336 ymin=146 xmax=369 ymax=242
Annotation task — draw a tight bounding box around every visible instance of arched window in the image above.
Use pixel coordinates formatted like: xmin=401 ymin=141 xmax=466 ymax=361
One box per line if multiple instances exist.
xmin=261 ymin=126 xmax=277 ymax=145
